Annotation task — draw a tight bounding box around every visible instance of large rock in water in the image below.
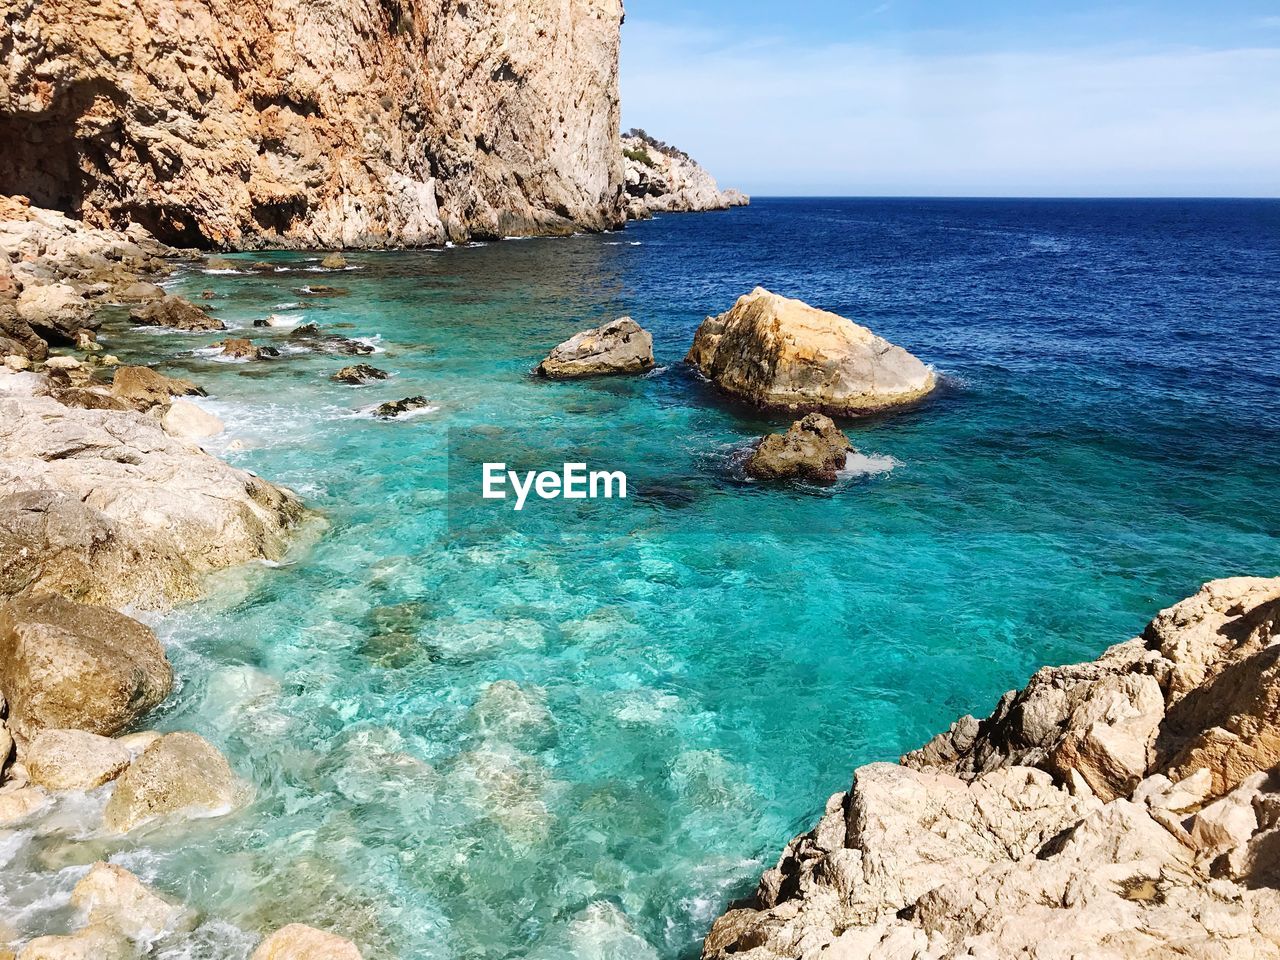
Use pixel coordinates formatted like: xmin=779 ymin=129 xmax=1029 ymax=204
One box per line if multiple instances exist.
xmin=110 ymin=365 xmax=204 ymax=411
xmin=0 ymin=0 xmax=625 ymax=248
xmin=24 ymin=728 xmax=133 ymax=789
xmin=701 ymin=577 xmax=1280 ymax=960
xmin=687 ymin=288 xmax=935 ymax=415
xmin=535 ymin=317 xmax=655 ymax=378
xmin=0 ymin=395 xmax=302 ymax=609
xmin=745 ymin=414 xmax=853 ymax=482
xmin=0 ymin=593 xmax=172 ymax=740
xmin=71 ymin=862 xmax=196 ymax=943
xmin=129 ymin=296 xmax=224 ymax=332
xmin=104 ymin=732 xmax=252 ymax=833
xmin=251 ymin=924 xmax=363 ymax=960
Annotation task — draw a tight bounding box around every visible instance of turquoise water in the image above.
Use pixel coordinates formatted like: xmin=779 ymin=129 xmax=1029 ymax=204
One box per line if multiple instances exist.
xmin=12 ymin=200 xmax=1280 ymax=958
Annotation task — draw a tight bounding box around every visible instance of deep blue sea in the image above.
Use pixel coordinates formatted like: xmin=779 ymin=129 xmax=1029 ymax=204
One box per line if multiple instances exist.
xmin=6 ymin=199 xmax=1279 ymax=959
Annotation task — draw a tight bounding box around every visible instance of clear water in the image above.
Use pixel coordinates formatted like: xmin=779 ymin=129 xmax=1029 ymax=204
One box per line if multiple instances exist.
xmin=6 ymin=199 xmax=1280 ymax=959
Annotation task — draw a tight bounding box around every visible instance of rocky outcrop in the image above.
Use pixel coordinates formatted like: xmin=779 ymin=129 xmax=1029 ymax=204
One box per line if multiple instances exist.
xmin=109 ymin=365 xmax=204 ymax=411
xmin=702 ymin=577 xmax=1280 ymax=960
xmin=535 ymin=317 xmax=655 ymax=378
xmin=103 ymin=731 xmax=252 ymax=833
xmin=251 ymin=924 xmax=363 ymax=960
xmin=289 ymin=324 xmax=375 ymax=356
xmin=0 ymin=0 xmax=626 ymax=248
xmin=331 ymin=364 xmax=388 ymax=385
xmin=216 ymin=337 xmax=279 ymax=360
xmin=374 ymin=396 xmax=432 ymax=419
xmin=622 ymin=131 xmax=748 ymax=219
xmin=129 ymin=296 xmax=225 ymax=331
xmin=0 ymin=390 xmax=303 ymax=610
xmin=688 ymin=288 xmax=936 ymax=416
xmin=745 ymin=414 xmax=854 ymax=482
xmin=0 ymin=592 xmax=173 ymax=740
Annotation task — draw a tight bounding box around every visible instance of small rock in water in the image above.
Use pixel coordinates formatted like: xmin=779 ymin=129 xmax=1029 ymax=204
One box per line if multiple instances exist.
xmin=217 ymin=337 xmax=279 ymax=360
xmin=535 ymin=316 xmax=655 ymax=378
xmin=251 ymin=924 xmax=363 ymax=960
xmin=248 ymin=261 xmax=277 ymax=273
xmin=200 ymin=288 xmax=216 ymax=299
xmin=320 ymin=252 xmax=348 ymax=269
xmin=374 ymin=396 xmax=431 ymax=419
xmin=25 ymin=728 xmax=133 ymax=790
xmin=206 ymin=256 xmax=237 ymax=270
xmin=745 ymin=413 xmax=854 ymax=482
xmin=290 ymin=324 xmax=374 ymax=355
xmin=129 ymin=295 xmax=225 ymax=331
xmin=297 ymin=284 xmax=350 ymax=297
xmin=331 ymin=363 xmax=389 ymax=384
xmin=253 ymin=313 xmax=298 ymax=328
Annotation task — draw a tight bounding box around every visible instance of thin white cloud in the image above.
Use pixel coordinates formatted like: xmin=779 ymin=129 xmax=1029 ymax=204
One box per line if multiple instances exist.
xmin=620 ymin=21 xmax=1280 ymax=196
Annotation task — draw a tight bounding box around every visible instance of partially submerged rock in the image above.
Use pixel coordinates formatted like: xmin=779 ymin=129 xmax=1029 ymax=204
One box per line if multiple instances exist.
xmin=745 ymin=414 xmax=854 ymax=482
xmin=103 ymin=732 xmax=252 ymax=833
xmin=297 ymin=285 xmax=349 ymax=298
xmin=535 ymin=317 xmax=654 ymax=378
xmin=161 ymin=399 xmax=224 ymax=440
xmin=251 ymin=924 xmax=363 ymax=960
xmin=24 ymin=729 xmax=133 ymax=790
xmin=289 ymin=324 xmax=374 ymax=356
xmin=217 ymin=337 xmax=279 ymax=360
xmin=319 ymin=253 xmax=348 ymax=270
xmin=110 ymin=365 xmax=204 ymax=411
xmin=71 ymin=862 xmax=196 ymax=943
xmin=687 ymin=288 xmax=935 ymax=415
xmin=0 ymin=592 xmax=173 ymax=739
xmin=702 ymin=577 xmax=1280 ymax=960
xmin=129 ymin=296 xmax=224 ymax=332
xmin=374 ymin=396 xmax=431 ymax=419
xmin=331 ymin=364 xmax=389 ymax=384
xmin=16 ymin=923 xmax=130 ymax=960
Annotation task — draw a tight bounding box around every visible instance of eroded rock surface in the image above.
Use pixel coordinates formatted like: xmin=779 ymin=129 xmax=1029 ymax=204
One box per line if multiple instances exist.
xmin=687 ymin=288 xmax=936 ymax=416
xmin=129 ymin=296 xmax=224 ymax=332
xmin=622 ymin=131 xmax=748 ymax=219
xmin=703 ymin=577 xmax=1280 ymax=960
xmin=535 ymin=317 xmax=654 ymax=378
xmin=0 ymin=0 xmax=626 ymax=248
xmin=103 ymin=732 xmax=252 ymax=833
xmin=745 ymin=414 xmax=853 ymax=482
xmin=251 ymin=924 xmax=363 ymax=960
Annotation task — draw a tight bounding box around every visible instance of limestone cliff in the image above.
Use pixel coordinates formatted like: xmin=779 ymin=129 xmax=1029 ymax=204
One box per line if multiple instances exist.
xmin=704 ymin=578 xmax=1280 ymax=959
xmin=622 ymin=130 xmax=748 ymax=219
xmin=0 ymin=0 xmax=625 ymax=248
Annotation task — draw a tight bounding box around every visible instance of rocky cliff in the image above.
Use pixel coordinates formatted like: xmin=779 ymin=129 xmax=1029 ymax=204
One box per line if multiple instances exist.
xmin=0 ymin=0 xmax=625 ymax=248
xmin=704 ymin=577 xmax=1280 ymax=959
xmin=622 ymin=130 xmax=748 ymax=219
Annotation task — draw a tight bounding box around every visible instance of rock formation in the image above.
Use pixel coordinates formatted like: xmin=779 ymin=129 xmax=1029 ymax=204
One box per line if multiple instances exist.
xmin=251 ymin=924 xmax=364 ymax=960
xmin=129 ymin=296 xmax=225 ymax=332
xmin=745 ymin=414 xmax=854 ymax=482
xmin=702 ymin=577 xmax=1280 ymax=960
xmin=535 ymin=316 xmax=655 ymax=378
xmin=374 ymin=396 xmax=432 ymax=419
xmin=104 ymin=731 xmax=252 ymax=833
xmin=622 ymin=130 xmax=748 ymax=219
xmin=688 ymin=288 xmax=936 ymax=416
xmin=0 ymin=0 xmax=626 ymax=248
xmin=331 ymin=364 xmax=389 ymax=385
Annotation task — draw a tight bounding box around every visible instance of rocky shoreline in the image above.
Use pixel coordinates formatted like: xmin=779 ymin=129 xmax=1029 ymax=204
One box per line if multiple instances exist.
xmin=703 ymin=577 xmax=1280 ymax=959
xmin=622 ymin=130 xmax=749 ymax=219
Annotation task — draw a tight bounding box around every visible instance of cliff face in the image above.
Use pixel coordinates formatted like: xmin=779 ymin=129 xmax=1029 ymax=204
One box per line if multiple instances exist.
xmin=622 ymin=131 xmax=748 ymax=219
xmin=0 ymin=0 xmax=625 ymax=248
xmin=705 ymin=578 xmax=1280 ymax=960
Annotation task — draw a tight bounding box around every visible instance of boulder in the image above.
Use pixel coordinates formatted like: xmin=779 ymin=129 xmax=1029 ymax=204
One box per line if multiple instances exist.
xmin=110 ymin=281 xmax=164 ymax=304
xmin=535 ymin=317 xmax=654 ymax=378
xmin=331 ymin=364 xmax=388 ymax=384
xmin=745 ymin=413 xmax=854 ymax=482
xmin=0 ymin=305 xmax=50 ymax=360
xmin=71 ymin=862 xmax=196 ymax=942
xmin=251 ymin=924 xmax=363 ymax=960
xmin=289 ymin=325 xmax=373 ymax=356
xmin=43 ymin=356 xmax=81 ymax=371
xmin=16 ymin=283 xmax=96 ymax=344
xmin=15 ymin=924 xmax=130 ymax=960
xmin=217 ymin=337 xmax=278 ymax=360
xmin=206 ymin=256 xmax=237 ymax=270
xmin=129 ymin=296 xmax=224 ymax=331
xmin=687 ymin=288 xmax=935 ymax=415
xmin=374 ymin=396 xmax=431 ymax=419
xmin=0 ymin=593 xmax=173 ymax=739
xmin=253 ymin=314 xmax=299 ymax=328
xmin=109 ymin=365 xmax=204 ymax=411
xmin=24 ymin=728 xmax=133 ymax=789
xmin=319 ymin=253 xmax=348 ymax=269
xmin=161 ymin=399 xmax=224 ymax=440
xmin=296 ymin=285 xmax=349 ymax=297
xmin=103 ymin=732 xmax=252 ymax=833
xmin=0 ymin=786 xmax=51 ymax=824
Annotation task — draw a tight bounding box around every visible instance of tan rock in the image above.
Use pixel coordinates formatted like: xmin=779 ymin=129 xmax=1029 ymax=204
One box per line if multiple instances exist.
xmin=16 ymin=283 xmax=95 ymax=344
xmin=535 ymin=317 xmax=654 ymax=378
xmin=744 ymin=414 xmax=854 ymax=482
xmin=687 ymin=288 xmax=936 ymax=415
xmin=319 ymin=253 xmax=348 ymax=270
xmin=71 ymin=862 xmax=196 ymax=942
xmin=110 ymin=365 xmax=204 ymax=411
xmin=5 ymin=355 xmax=32 ymax=371
xmin=16 ymin=924 xmax=129 ymax=960
xmin=0 ymin=785 xmax=50 ymax=824
xmin=0 ymin=593 xmax=173 ymax=739
xmin=24 ymin=729 xmax=133 ymax=790
xmin=128 ymin=296 xmax=224 ymax=332
xmin=622 ymin=131 xmax=748 ymax=218
xmin=161 ymin=399 xmax=224 ymax=440
xmin=103 ymin=732 xmax=252 ymax=833
xmin=251 ymin=924 xmax=363 ymax=960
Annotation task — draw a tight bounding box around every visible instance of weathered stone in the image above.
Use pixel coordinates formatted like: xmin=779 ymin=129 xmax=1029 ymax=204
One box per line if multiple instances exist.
xmin=16 ymin=924 xmax=130 ymax=960
xmin=535 ymin=317 xmax=654 ymax=378
xmin=161 ymin=399 xmax=225 ymax=440
xmin=744 ymin=414 xmax=853 ymax=482
xmin=374 ymin=397 xmax=431 ymax=419
xmin=103 ymin=732 xmax=252 ymax=833
xmin=110 ymin=365 xmax=204 ymax=411
xmin=297 ymin=285 xmax=349 ymax=298
xmin=0 ymin=786 xmax=51 ymax=824
xmin=71 ymin=862 xmax=196 ymax=943
xmin=217 ymin=338 xmax=279 ymax=360
xmin=290 ymin=325 xmax=374 ymax=356
xmin=129 ymin=296 xmax=224 ymax=332
xmin=24 ymin=729 xmax=133 ymax=790
xmin=622 ymin=131 xmax=748 ymax=218
xmin=16 ymin=283 xmax=96 ymax=344
xmin=0 ymin=593 xmax=173 ymax=739
xmin=110 ymin=281 xmax=165 ymax=304
xmin=320 ymin=253 xmax=348 ymax=269
xmin=331 ymin=364 xmax=389 ymax=385
xmin=687 ymin=288 xmax=936 ymax=415
xmin=251 ymin=924 xmax=363 ymax=960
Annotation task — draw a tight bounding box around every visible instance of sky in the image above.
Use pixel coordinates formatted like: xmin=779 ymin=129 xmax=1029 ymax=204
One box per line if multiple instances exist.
xmin=619 ymin=1 xmax=1280 ymax=196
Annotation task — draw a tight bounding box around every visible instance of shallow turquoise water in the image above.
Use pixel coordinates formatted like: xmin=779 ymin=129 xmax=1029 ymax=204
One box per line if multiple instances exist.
xmin=12 ymin=200 xmax=1280 ymax=959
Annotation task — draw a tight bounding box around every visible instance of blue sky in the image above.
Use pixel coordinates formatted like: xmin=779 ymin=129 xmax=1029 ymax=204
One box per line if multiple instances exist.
xmin=619 ymin=2 xmax=1280 ymax=196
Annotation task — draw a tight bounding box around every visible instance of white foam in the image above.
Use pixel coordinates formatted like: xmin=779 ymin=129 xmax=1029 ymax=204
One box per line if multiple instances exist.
xmin=838 ymin=451 xmax=901 ymax=478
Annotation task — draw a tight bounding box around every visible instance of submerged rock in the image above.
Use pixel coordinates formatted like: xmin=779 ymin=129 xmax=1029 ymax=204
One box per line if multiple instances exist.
xmin=687 ymin=287 xmax=935 ymax=415
xmin=129 ymin=295 xmax=225 ymax=332
xmin=0 ymin=593 xmax=173 ymax=739
xmin=535 ymin=317 xmax=654 ymax=378
xmin=745 ymin=413 xmax=854 ymax=482
xmin=331 ymin=364 xmax=389 ymax=385
xmin=289 ymin=325 xmax=374 ymax=356
xmin=251 ymin=924 xmax=363 ymax=960
xmin=297 ymin=285 xmax=349 ymax=298
xmin=104 ymin=731 xmax=252 ymax=833
xmin=110 ymin=365 xmax=204 ymax=411
xmin=374 ymin=396 xmax=431 ymax=419
xmin=702 ymin=577 xmax=1280 ymax=960
xmin=24 ymin=729 xmax=133 ymax=790
xmin=16 ymin=923 xmax=130 ymax=960
xmin=71 ymin=862 xmax=196 ymax=943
